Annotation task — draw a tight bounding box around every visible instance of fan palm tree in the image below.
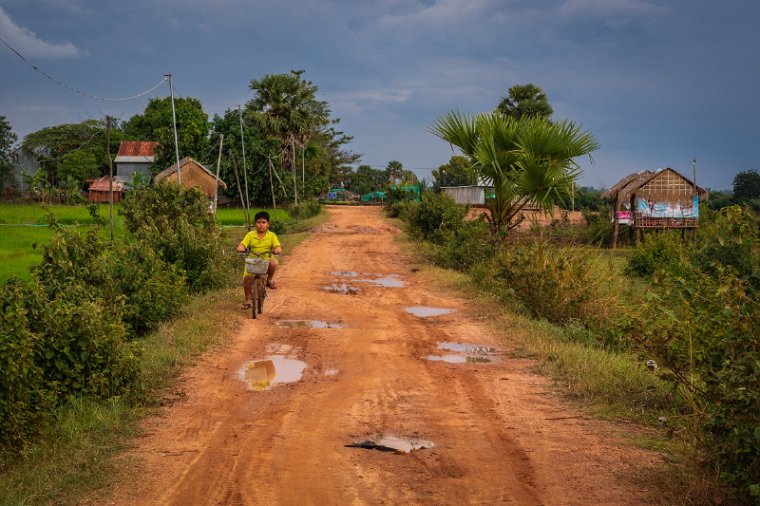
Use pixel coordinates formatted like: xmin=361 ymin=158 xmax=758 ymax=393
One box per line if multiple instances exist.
xmin=429 ymin=111 xmax=598 ymax=234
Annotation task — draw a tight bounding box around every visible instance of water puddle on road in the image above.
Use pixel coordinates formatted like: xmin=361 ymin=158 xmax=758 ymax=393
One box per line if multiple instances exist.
xmin=405 ymin=306 xmax=455 ymax=317
xmin=324 ymin=368 xmax=339 ymax=376
xmin=330 ymin=271 xmax=360 ymax=277
xmin=238 ymin=356 xmax=307 ymax=391
xmin=276 ymin=320 xmax=346 ymax=329
xmin=346 ymin=435 xmax=435 ymax=453
xmin=425 ymin=342 xmax=500 ymax=364
xmin=356 ymin=275 xmax=406 ymax=288
xmin=322 ymin=283 xmax=360 ymax=295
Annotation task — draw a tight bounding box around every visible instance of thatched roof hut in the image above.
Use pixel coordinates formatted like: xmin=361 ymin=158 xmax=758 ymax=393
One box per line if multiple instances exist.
xmin=153 ymin=157 xmax=227 ymax=199
xmin=604 ymin=168 xmax=708 ymax=247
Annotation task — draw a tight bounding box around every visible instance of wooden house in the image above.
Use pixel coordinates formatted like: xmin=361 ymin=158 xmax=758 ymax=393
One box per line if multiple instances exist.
xmin=602 ymin=168 xmax=708 ymax=248
xmin=114 ymin=141 xmax=158 ymax=180
xmin=88 ymin=176 xmax=129 ymax=203
xmin=153 ymin=157 xmax=227 ymax=199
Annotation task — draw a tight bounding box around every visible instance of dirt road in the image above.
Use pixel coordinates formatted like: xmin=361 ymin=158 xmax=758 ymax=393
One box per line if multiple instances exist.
xmin=102 ymin=206 xmax=658 ymax=505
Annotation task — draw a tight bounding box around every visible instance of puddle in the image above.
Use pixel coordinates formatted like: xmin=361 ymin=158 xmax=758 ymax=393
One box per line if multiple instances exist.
xmin=330 ymin=271 xmax=359 ymax=277
xmin=346 ymin=435 xmax=434 ymax=453
xmin=238 ymin=356 xmax=307 ymax=391
xmin=322 ymin=283 xmax=360 ymax=295
xmin=438 ymin=342 xmax=497 ymax=354
xmin=425 ymin=342 xmax=499 ymax=364
xmin=324 ymin=368 xmax=339 ymax=376
xmin=265 ymin=343 xmax=294 ymax=354
xmin=277 ymin=320 xmax=345 ymax=329
xmin=405 ymin=306 xmax=455 ymax=317
xmin=356 ymin=275 xmax=406 ymax=288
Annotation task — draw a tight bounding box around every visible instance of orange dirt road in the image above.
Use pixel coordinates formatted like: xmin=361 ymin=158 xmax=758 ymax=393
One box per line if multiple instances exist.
xmin=100 ymin=206 xmax=659 ymax=505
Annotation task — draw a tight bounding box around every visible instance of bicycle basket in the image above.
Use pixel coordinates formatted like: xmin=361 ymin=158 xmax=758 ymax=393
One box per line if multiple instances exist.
xmin=245 ymin=257 xmax=269 ymax=275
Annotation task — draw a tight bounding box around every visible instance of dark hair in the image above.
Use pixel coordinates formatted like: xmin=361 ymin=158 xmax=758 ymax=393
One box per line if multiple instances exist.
xmin=254 ymin=211 xmax=270 ymax=222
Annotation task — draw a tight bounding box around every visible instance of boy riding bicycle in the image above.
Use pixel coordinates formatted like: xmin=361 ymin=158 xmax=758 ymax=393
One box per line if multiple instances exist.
xmin=236 ymin=211 xmax=282 ymax=310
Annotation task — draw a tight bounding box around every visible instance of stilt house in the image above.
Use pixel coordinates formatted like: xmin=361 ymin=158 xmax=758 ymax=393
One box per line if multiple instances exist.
xmin=602 ymin=168 xmax=708 ymax=248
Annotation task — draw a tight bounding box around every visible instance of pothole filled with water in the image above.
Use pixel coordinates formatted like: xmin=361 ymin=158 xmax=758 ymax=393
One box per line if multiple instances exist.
xmin=425 ymin=341 xmax=500 ymax=364
xmin=322 ymin=283 xmax=360 ymax=295
xmin=276 ymin=320 xmax=346 ymax=329
xmin=346 ymin=435 xmax=434 ymax=453
xmin=238 ymin=356 xmax=307 ymax=391
xmin=356 ymin=275 xmax=406 ymax=288
xmin=330 ymin=271 xmax=360 ymax=277
xmin=405 ymin=306 xmax=455 ymax=317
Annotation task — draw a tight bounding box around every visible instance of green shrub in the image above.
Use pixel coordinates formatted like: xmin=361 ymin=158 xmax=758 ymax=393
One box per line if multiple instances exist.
xmin=431 ymin=218 xmax=500 ymax=271
xmin=406 ymin=192 xmax=467 ymax=244
xmin=121 ymin=183 xmax=226 ymax=293
xmin=0 ymin=281 xmax=52 ymax=448
xmin=635 ymin=267 xmax=760 ymax=503
xmin=625 ymin=231 xmax=687 ymax=278
xmin=494 ymin=241 xmax=621 ymax=327
xmin=691 ymin=205 xmax=760 ymax=291
xmin=288 ymin=200 xmax=322 ymax=220
xmin=386 ymin=200 xmax=419 ymax=221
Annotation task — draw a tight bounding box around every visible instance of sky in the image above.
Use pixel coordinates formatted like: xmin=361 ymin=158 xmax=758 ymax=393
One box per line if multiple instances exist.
xmin=1 ymin=0 xmax=758 ymax=190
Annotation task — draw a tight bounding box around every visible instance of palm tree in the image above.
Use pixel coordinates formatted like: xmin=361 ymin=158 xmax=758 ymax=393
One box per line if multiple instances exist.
xmin=246 ymin=70 xmax=330 ymax=204
xmin=496 ymin=83 xmax=553 ymax=119
xmin=429 ymin=111 xmax=598 ymax=234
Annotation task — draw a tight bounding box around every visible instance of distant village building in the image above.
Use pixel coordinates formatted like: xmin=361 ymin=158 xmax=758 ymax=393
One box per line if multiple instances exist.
xmin=153 ymin=157 xmax=227 ymax=199
xmin=440 ymin=185 xmax=493 ymax=206
xmin=4 ymin=147 xmax=38 ymax=196
xmin=88 ymin=176 xmax=130 ymax=203
xmin=602 ymin=168 xmax=708 ymax=248
xmin=114 ymin=141 xmax=158 ymax=180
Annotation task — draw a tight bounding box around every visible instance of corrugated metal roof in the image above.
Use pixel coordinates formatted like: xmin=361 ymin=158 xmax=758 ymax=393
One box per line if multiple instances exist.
xmin=117 ymin=141 xmax=158 ymax=158
xmin=88 ymin=176 xmax=127 ymax=192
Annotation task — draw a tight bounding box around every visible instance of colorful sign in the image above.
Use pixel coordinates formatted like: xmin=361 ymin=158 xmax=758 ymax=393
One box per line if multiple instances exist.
xmin=636 ymin=196 xmax=699 ymax=218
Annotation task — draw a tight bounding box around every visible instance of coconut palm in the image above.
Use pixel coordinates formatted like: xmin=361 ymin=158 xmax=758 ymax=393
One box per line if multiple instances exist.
xmin=429 ymin=111 xmax=598 ymax=234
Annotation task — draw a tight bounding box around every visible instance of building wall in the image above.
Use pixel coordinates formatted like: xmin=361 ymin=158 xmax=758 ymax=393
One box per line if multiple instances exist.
xmin=161 ymin=165 xmax=220 ymax=198
xmin=442 ymin=186 xmax=486 ymax=205
xmin=116 ymin=162 xmax=153 ymax=179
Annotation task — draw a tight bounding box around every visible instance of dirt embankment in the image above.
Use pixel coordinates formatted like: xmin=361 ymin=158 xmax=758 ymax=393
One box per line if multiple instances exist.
xmin=96 ymin=205 xmax=659 ymax=505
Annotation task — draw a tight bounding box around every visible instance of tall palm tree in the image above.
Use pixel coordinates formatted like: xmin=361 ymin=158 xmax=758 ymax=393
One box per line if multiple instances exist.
xmin=429 ymin=111 xmax=598 ymax=234
xmin=246 ymin=70 xmax=330 ymax=204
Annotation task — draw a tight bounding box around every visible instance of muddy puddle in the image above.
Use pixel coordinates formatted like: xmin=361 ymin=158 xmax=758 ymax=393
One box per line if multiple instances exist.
xmin=425 ymin=341 xmax=500 ymax=364
xmin=346 ymin=435 xmax=434 ymax=453
xmin=238 ymin=355 xmax=307 ymax=391
xmin=322 ymin=283 xmax=360 ymax=295
xmin=405 ymin=306 xmax=455 ymax=317
xmin=276 ymin=320 xmax=346 ymax=329
xmin=331 ymin=271 xmax=406 ymax=288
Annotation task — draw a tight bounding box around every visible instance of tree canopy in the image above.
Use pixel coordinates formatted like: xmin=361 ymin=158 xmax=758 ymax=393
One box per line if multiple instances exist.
xmin=123 ymin=97 xmax=210 ymax=169
xmin=432 ymin=155 xmax=478 ymax=189
xmin=732 ymin=169 xmax=760 ymax=201
xmin=496 ymin=83 xmax=553 ymax=119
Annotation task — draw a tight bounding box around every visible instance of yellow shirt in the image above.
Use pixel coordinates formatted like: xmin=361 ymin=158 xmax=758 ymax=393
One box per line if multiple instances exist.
xmin=240 ymin=230 xmax=280 ymax=260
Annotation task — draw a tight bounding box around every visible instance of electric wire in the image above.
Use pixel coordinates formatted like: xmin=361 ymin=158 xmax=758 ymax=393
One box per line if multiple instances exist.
xmin=0 ymin=34 xmax=167 ymax=101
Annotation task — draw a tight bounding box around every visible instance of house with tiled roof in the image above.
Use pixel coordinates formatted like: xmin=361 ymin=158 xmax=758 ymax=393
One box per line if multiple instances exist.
xmin=114 ymin=141 xmax=158 ymax=180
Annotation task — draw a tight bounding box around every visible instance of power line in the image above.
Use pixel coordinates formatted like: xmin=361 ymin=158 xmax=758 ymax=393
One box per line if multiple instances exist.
xmin=0 ymin=34 xmax=167 ymax=101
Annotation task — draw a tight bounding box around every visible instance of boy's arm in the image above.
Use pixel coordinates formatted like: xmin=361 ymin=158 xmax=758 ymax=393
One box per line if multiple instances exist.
xmin=272 ymin=233 xmax=282 ymax=255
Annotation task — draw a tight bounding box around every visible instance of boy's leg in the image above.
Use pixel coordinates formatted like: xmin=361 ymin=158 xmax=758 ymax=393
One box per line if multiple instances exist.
xmin=267 ymin=260 xmax=278 ymax=288
xmin=243 ymin=274 xmax=253 ymax=305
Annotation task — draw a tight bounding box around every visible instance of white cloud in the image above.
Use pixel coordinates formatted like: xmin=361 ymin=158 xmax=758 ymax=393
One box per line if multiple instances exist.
xmin=0 ymin=6 xmax=80 ymax=58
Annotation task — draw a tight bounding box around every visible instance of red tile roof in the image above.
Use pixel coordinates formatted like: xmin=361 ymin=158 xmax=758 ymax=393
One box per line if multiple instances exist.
xmin=117 ymin=141 xmax=158 ymax=157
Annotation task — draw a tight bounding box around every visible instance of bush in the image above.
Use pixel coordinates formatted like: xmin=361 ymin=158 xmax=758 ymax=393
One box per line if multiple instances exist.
xmin=0 ymin=281 xmax=52 ymax=448
xmin=406 ymin=192 xmax=467 ymax=244
xmin=121 ymin=183 xmax=227 ymax=293
xmin=288 ymin=200 xmax=322 ymax=220
xmin=431 ymin=218 xmax=500 ymax=271
xmin=494 ymin=241 xmax=621 ymax=327
xmin=635 ymin=267 xmax=760 ymax=503
xmin=386 ymin=199 xmax=418 ymax=221
xmin=625 ymin=231 xmax=687 ymax=278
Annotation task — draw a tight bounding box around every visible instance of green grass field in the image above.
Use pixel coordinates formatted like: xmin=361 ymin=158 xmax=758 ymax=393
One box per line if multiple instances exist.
xmin=0 ymin=204 xmax=290 ymax=283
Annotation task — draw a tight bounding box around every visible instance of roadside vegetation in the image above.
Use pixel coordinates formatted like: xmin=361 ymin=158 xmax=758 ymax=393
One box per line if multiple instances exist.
xmin=390 ymin=190 xmax=759 ymax=505
xmin=0 ymin=184 xmax=324 ymax=505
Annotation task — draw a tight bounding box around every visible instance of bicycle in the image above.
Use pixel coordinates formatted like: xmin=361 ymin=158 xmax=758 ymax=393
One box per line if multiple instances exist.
xmin=242 ymin=250 xmax=272 ymax=319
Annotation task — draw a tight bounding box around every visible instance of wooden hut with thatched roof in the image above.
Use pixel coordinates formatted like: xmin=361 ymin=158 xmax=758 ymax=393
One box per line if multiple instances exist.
xmin=153 ymin=157 xmax=227 ymax=199
xmin=602 ymin=168 xmax=708 ymax=248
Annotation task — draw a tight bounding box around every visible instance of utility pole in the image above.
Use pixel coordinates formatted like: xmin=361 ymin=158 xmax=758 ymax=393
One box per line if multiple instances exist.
xmin=237 ymin=105 xmax=251 ymax=214
xmin=214 ymin=134 xmax=224 ymax=217
xmin=106 ymin=115 xmax=114 ymax=243
xmin=165 ymin=73 xmax=181 ymax=185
